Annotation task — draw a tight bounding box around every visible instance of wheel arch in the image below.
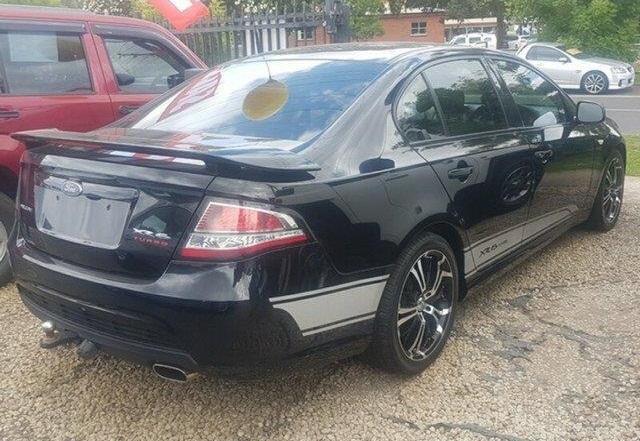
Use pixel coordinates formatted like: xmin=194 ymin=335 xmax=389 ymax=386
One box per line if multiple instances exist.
xmin=399 ymin=217 xmax=470 ymax=299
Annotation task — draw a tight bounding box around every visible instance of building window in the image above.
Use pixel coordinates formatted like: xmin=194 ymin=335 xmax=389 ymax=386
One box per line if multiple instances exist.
xmin=411 ymin=22 xmax=427 ymax=36
xmin=296 ymin=28 xmax=314 ymax=41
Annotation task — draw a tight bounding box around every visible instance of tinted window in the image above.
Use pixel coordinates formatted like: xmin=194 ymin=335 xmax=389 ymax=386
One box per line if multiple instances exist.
xmin=492 ymin=59 xmax=568 ymax=127
xmin=424 ymin=59 xmax=507 ymax=136
xmin=119 ymin=59 xmax=385 ymax=141
xmin=104 ymin=37 xmax=187 ymax=94
xmin=396 ymin=75 xmax=444 ymax=141
xmin=527 ymin=46 xmax=565 ymax=62
xmin=0 ymin=31 xmax=91 ymax=95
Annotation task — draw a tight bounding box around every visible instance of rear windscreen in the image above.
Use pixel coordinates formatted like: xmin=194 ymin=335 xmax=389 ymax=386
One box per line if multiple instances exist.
xmin=115 ymin=59 xmax=386 ymax=142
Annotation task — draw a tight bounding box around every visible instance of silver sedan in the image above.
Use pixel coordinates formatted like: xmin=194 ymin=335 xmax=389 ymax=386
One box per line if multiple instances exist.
xmin=517 ymin=43 xmax=635 ymax=94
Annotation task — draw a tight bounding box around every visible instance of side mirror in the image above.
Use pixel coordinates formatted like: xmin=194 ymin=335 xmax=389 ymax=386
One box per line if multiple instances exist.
xmin=576 ymin=101 xmax=606 ymax=124
xmin=167 ymin=73 xmax=184 ymax=89
xmin=115 ymin=73 xmax=135 ymax=86
xmin=558 ymin=56 xmax=570 ymax=63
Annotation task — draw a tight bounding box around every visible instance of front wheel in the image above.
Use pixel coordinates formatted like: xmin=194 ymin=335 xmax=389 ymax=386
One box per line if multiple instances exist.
xmin=587 ymin=150 xmax=625 ymax=231
xmin=581 ymin=71 xmax=609 ymax=95
xmin=369 ymin=233 xmax=459 ymax=375
xmin=0 ymin=193 xmax=15 ymax=286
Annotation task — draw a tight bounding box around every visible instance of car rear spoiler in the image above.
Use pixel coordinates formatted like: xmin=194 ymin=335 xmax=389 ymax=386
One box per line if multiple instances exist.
xmin=12 ymin=129 xmax=321 ymax=173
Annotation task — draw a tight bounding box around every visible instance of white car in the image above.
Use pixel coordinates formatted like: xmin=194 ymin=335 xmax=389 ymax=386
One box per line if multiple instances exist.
xmin=516 ymin=43 xmax=635 ymax=94
xmin=449 ymin=33 xmax=497 ymax=51
xmin=506 ymin=34 xmax=530 ymax=50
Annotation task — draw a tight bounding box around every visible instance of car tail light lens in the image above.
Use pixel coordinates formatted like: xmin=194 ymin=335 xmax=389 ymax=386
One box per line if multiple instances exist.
xmin=179 ymin=200 xmax=309 ymax=260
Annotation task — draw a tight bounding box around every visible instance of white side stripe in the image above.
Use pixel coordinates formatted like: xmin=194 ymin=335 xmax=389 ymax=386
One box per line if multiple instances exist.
xmin=272 ymin=278 xmax=388 ymax=336
xmin=270 ymin=275 xmax=389 ymax=303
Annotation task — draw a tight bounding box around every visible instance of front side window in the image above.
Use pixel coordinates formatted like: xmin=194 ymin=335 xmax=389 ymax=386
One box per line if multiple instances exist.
xmin=103 ymin=37 xmax=187 ymax=94
xmin=396 ymin=75 xmax=444 ymax=142
xmin=424 ymin=59 xmax=507 ymax=136
xmin=492 ymin=59 xmax=569 ymax=127
xmin=411 ymin=22 xmax=427 ymax=36
xmin=0 ymin=31 xmax=91 ymax=95
xmin=118 ymin=59 xmax=386 ymax=142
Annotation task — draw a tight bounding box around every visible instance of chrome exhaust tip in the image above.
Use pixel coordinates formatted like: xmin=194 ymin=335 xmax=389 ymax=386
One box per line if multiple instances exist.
xmin=152 ymin=363 xmax=196 ymax=383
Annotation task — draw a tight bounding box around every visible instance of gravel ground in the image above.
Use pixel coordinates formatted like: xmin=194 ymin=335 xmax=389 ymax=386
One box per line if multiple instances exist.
xmin=1 ymin=178 xmax=639 ymax=441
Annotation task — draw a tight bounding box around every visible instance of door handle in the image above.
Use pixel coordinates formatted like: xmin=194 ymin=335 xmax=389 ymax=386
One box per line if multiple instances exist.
xmin=447 ymin=165 xmax=474 ymax=182
xmin=119 ymin=105 xmax=139 ymax=116
xmin=534 ymin=149 xmax=554 ymax=164
xmin=0 ymin=110 xmax=19 ymax=119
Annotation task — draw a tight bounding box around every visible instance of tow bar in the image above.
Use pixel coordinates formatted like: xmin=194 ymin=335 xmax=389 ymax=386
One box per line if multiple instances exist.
xmin=39 ymin=321 xmax=99 ymax=360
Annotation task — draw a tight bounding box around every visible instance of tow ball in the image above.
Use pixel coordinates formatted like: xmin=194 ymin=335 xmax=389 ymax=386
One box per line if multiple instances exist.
xmin=39 ymin=321 xmax=78 ymax=349
xmin=39 ymin=321 xmax=98 ymax=360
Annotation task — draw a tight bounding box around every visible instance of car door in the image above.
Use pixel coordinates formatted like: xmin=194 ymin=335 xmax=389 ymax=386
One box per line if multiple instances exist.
xmin=489 ymin=57 xmax=596 ymax=241
xmin=397 ymin=57 xmax=537 ymax=275
xmin=0 ymin=19 xmax=113 ymax=183
xmin=525 ymin=46 xmax=574 ymax=85
xmin=91 ymin=24 xmax=195 ymax=119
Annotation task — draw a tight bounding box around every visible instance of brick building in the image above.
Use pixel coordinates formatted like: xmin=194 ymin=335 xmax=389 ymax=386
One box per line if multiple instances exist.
xmin=290 ymin=10 xmax=446 ymax=47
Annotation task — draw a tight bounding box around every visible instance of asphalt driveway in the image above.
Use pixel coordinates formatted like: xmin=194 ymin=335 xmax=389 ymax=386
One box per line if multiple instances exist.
xmin=1 ymin=178 xmax=639 ymax=441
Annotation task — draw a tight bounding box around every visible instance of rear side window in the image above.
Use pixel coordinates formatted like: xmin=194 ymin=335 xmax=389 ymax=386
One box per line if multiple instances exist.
xmin=103 ymin=37 xmax=187 ymax=94
xmin=492 ymin=59 xmax=568 ymax=127
xmin=0 ymin=31 xmax=91 ymax=95
xmin=527 ymin=46 xmax=564 ymax=62
xmin=396 ymin=75 xmax=444 ymax=142
xmin=424 ymin=59 xmax=507 ymax=136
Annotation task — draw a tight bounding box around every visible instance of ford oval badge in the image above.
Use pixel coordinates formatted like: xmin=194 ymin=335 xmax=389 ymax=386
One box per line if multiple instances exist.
xmin=62 ymin=180 xmax=83 ymax=197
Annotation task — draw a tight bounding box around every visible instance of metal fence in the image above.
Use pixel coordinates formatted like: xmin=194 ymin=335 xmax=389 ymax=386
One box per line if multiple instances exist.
xmin=161 ymin=5 xmax=333 ymax=66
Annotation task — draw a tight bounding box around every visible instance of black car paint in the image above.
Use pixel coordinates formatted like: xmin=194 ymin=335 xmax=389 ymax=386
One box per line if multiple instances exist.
xmin=9 ymin=45 xmax=624 ymax=375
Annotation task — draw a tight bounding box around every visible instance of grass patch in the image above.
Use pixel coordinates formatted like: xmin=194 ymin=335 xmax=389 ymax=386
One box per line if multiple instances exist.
xmin=627 ymin=135 xmax=640 ymax=177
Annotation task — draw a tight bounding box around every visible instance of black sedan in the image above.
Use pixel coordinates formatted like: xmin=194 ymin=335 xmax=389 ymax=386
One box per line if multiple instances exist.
xmin=9 ymin=44 xmax=625 ymax=379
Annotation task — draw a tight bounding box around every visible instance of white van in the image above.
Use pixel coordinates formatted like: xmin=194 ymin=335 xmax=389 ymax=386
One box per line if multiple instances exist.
xmin=449 ymin=33 xmax=497 ymax=50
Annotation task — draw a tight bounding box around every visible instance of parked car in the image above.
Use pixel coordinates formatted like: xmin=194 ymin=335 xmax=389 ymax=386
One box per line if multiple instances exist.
xmin=10 ymin=44 xmax=625 ymax=379
xmin=0 ymin=4 xmax=206 ymax=285
xmin=506 ymin=33 xmax=530 ymax=51
xmin=516 ymin=42 xmax=635 ymax=94
xmin=449 ymin=33 xmax=497 ymax=50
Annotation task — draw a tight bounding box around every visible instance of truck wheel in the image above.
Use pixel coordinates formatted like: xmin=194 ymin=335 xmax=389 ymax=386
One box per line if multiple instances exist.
xmin=369 ymin=233 xmax=459 ymax=375
xmin=0 ymin=193 xmax=15 ymax=286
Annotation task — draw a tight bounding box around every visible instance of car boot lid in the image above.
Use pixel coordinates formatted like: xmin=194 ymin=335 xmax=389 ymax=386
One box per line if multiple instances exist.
xmin=12 ymin=128 xmax=321 ymax=173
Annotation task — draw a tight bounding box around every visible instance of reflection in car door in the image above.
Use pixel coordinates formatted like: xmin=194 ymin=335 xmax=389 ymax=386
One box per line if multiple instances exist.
xmin=396 ymin=57 xmax=537 ymax=277
xmin=489 ymin=58 xmax=596 ymax=242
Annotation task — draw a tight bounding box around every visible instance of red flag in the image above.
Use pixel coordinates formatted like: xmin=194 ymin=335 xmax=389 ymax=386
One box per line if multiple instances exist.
xmin=148 ymin=0 xmax=209 ymax=31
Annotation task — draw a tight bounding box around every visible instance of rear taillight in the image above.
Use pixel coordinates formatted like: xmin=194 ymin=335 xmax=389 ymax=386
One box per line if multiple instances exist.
xmin=179 ymin=200 xmax=309 ymax=260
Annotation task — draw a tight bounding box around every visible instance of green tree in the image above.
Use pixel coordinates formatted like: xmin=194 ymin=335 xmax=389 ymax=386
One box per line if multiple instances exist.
xmin=513 ymin=0 xmax=640 ymax=62
xmin=349 ymin=0 xmax=384 ymax=40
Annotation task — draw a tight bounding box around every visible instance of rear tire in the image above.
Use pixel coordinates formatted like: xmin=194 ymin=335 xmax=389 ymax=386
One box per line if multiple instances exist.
xmin=587 ymin=150 xmax=625 ymax=231
xmin=0 ymin=193 xmax=15 ymax=286
xmin=369 ymin=233 xmax=459 ymax=375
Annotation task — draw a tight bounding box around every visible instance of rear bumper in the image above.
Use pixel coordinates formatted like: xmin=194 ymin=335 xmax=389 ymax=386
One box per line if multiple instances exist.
xmin=10 ymin=238 xmax=386 ymax=375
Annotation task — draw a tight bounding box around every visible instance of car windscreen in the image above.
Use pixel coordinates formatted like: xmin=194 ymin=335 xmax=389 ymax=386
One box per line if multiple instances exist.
xmin=116 ymin=59 xmax=386 ymax=142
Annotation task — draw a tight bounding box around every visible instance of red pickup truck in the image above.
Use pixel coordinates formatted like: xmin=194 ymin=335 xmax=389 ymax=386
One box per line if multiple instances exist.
xmin=0 ymin=5 xmax=206 ymax=284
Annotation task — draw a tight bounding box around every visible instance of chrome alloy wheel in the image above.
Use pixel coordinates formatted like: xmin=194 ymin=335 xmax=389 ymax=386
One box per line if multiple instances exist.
xmin=397 ymin=250 xmax=454 ymax=361
xmin=584 ymin=73 xmax=606 ymax=94
xmin=602 ymin=157 xmax=624 ymax=223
